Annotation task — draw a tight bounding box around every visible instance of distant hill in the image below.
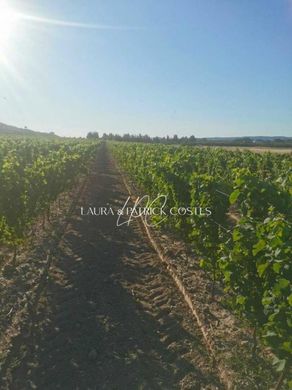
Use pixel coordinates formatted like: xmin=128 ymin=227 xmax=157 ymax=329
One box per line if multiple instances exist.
xmin=197 ymin=135 xmax=292 ymax=148
xmin=0 ymin=122 xmax=57 ymax=137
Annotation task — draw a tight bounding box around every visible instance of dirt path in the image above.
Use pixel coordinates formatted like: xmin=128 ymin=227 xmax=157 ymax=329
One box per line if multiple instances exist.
xmin=0 ymin=145 xmax=222 ymax=390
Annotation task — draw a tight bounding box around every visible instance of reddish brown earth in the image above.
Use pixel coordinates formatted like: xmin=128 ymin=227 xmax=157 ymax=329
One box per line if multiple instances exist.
xmin=0 ymin=146 xmax=222 ymax=389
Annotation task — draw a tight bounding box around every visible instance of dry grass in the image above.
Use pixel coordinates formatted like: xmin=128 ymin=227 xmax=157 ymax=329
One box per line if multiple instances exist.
xmin=202 ymin=145 xmax=292 ymax=154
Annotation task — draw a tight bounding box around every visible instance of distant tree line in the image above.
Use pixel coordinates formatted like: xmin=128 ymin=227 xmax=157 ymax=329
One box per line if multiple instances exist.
xmin=87 ymin=132 xmax=197 ymax=145
xmin=86 ymin=132 xmax=292 ymax=148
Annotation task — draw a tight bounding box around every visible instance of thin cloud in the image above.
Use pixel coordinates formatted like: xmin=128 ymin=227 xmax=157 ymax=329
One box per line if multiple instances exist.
xmin=18 ymin=13 xmax=141 ymax=31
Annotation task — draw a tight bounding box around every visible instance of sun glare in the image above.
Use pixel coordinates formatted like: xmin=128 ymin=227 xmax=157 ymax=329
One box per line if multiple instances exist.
xmin=0 ymin=2 xmax=19 ymax=51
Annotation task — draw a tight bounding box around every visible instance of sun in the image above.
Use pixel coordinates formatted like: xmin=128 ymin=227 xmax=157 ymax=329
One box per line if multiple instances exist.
xmin=0 ymin=2 xmax=19 ymax=51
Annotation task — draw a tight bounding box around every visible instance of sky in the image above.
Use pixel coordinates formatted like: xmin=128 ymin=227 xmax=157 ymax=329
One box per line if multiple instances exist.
xmin=0 ymin=0 xmax=291 ymax=138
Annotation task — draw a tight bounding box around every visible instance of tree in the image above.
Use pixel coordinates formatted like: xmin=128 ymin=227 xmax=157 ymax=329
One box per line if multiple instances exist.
xmin=87 ymin=132 xmax=99 ymax=139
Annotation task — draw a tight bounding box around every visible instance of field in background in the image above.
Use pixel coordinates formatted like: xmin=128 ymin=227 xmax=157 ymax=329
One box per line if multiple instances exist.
xmin=204 ymin=145 xmax=292 ymax=154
